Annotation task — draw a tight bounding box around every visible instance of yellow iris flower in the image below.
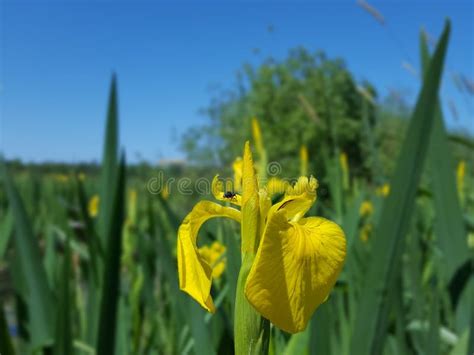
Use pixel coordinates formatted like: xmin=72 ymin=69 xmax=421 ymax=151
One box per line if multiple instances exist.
xmin=456 ymin=160 xmax=465 ymax=204
xmin=177 ymin=142 xmax=346 ymax=333
xmin=339 ymin=152 xmax=349 ymax=189
xmin=88 ymin=194 xmax=100 ymax=218
xmin=198 ymin=241 xmax=227 ymax=279
xmin=359 ymin=200 xmax=374 ymax=217
xmin=376 ymin=183 xmax=390 ymax=197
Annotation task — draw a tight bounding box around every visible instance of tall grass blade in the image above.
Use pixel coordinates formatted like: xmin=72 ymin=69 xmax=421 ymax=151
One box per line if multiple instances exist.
xmin=420 ymin=31 xmax=469 ymax=283
xmin=0 ymin=301 xmax=15 ymax=355
xmin=53 ymin=237 xmax=73 ymax=355
xmin=96 ymin=153 xmax=126 ymax=354
xmin=350 ymin=21 xmax=451 ymax=355
xmin=98 ymin=75 xmax=119 ymax=250
xmin=0 ymin=163 xmax=55 ymax=350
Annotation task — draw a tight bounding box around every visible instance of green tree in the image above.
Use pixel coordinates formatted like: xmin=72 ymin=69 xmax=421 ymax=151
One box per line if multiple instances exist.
xmin=181 ymin=47 xmax=377 ymax=178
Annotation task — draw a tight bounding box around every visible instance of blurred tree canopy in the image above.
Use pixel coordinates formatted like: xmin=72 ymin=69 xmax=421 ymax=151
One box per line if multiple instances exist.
xmin=181 ymin=47 xmax=378 ymax=178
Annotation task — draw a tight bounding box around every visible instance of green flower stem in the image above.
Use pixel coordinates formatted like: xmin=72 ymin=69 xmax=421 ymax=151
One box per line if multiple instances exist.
xmin=234 ymin=252 xmax=270 ymax=355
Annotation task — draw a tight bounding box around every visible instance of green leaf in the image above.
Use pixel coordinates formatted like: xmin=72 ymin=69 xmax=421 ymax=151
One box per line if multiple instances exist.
xmin=420 ymin=30 xmax=469 ymax=284
xmin=0 ymin=162 xmax=55 ymax=350
xmin=309 ymin=302 xmax=331 ymax=355
xmin=96 ymin=152 xmax=126 ymax=355
xmin=0 ymin=210 xmax=13 ymax=259
xmin=349 ymin=21 xmax=451 ymax=355
xmin=53 ymin=237 xmax=73 ymax=355
xmin=98 ymin=74 xmax=119 ymax=250
xmin=0 ymin=300 xmax=15 ymax=355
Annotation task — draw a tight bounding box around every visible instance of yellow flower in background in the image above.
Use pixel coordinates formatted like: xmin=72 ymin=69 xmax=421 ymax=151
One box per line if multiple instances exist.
xmin=251 ymin=117 xmax=268 ymax=180
xmin=232 ymin=157 xmax=243 ymax=192
xmin=456 ymin=160 xmax=465 ymax=204
xmin=467 ymin=233 xmax=474 ymax=250
xmin=252 ymin=117 xmax=263 ymax=153
xmin=339 ymin=152 xmax=349 ymax=189
xmin=128 ymin=189 xmax=137 ymax=226
xmin=88 ymin=195 xmax=100 ymax=218
xmin=78 ymin=172 xmax=86 ymax=181
xmin=376 ymin=183 xmax=390 ymax=197
xmin=300 ymin=145 xmax=309 ymax=176
xmin=359 ymin=200 xmax=374 ymax=217
xmin=177 ymin=141 xmax=346 ymax=333
xmin=55 ymin=174 xmax=69 ymax=183
xmin=359 ymin=224 xmax=372 ymax=243
xmin=161 ymin=184 xmax=170 ymax=200
xmin=198 ymin=241 xmax=227 ymax=279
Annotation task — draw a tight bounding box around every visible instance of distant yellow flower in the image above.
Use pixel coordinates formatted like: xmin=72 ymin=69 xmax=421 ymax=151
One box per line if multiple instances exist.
xmin=55 ymin=174 xmax=69 ymax=183
xmin=128 ymin=189 xmax=137 ymax=226
xmin=376 ymin=183 xmax=390 ymax=197
xmin=198 ymin=241 xmax=227 ymax=279
xmin=339 ymin=152 xmax=349 ymax=189
xmin=251 ymin=117 xmax=268 ymax=180
xmin=177 ymin=142 xmax=346 ymax=333
xmin=161 ymin=184 xmax=170 ymax=200
xmin=468 ymin=233 xmax=474 ymax=249
xmin=359 ymin=224 xmax=372 ymax=243
xmin=78 ymin=172 xmax=86 ymax=181
xmin=88 ymin=195 xmax=100 ymax=218
xmin=252 ymin=117 xmax=263 ymax=153
xmin=359 ymin=200 xmax=374 ymax=217
xmin=457 ymin=160 xmax=466 ymax=204
xmin=300 ymin=145 xmax=309 ymax=176
xmin=232 ymin=157 xmax=243 ymax=192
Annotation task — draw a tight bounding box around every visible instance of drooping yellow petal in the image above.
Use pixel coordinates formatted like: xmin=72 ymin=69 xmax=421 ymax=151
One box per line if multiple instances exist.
xmin=212 ymin=175 xmax=242 ymax=206
xmin=177 ymin=201 xmax=241 ymax=312
xmin=241 ymin=142 xmax=260 ymax=253
xmin=245 ymin=212 xmax=346 ymax=333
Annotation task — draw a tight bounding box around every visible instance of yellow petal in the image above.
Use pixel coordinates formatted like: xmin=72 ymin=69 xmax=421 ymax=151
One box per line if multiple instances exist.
xmin=177 ymin=201 xmax=240 ymax=312
xmin=273 ymin=176 xmax=318 ymax=222
xmin=245 ymin=213 xmax=346 ymax=333
xmin=241 ymin=141 xmax=260 ymax=253
xmin=266 ymin=177 xmax=289 ymax=197
xmin=212 ymin=175 xmax=242 ymax=206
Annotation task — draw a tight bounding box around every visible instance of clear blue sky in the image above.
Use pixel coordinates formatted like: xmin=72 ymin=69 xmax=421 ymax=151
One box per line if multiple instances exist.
xmin=1 ymin=0 xmax=473 ymax=163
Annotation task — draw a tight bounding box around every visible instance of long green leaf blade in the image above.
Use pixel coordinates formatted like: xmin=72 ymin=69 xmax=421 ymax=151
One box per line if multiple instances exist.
xmin=420 ymin=31 xmax=468 ymax=283
xmin=350 ymin=21 xmax=451 ymax=355
xmin=96 ymin=152 xmax=126 ymax=354
xmin=0 ymin=163 xmax=55 ymax=350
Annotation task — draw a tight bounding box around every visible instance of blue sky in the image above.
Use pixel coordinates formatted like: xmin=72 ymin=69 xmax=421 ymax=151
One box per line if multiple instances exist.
xmin=1 ymin=0 xmax=473 ymax=163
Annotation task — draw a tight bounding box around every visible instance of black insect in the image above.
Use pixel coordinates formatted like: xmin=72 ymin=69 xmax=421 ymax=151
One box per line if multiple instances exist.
xmin=223 ymin=191 xmax=237 ymax=199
